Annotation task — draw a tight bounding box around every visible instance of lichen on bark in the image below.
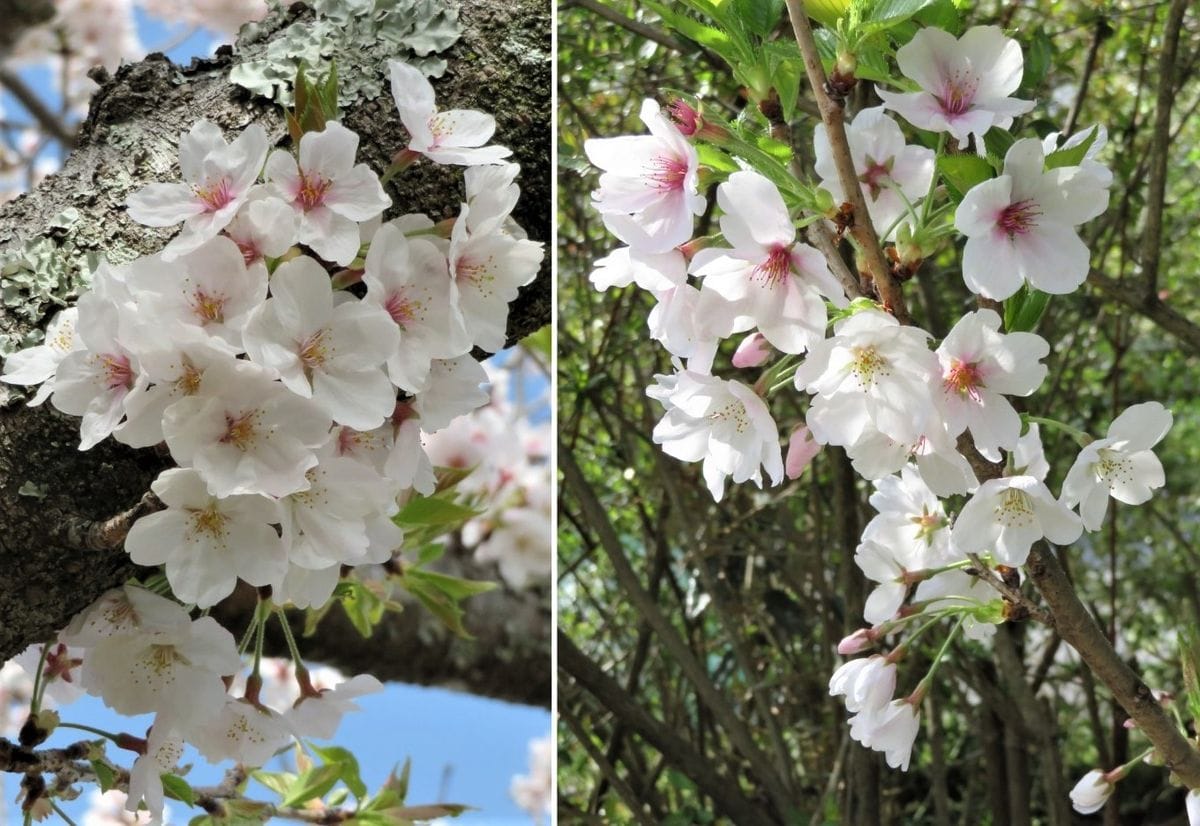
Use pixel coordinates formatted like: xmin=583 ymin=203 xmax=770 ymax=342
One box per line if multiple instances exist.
xmin=0 ymin=0 xmax=550 ymax=706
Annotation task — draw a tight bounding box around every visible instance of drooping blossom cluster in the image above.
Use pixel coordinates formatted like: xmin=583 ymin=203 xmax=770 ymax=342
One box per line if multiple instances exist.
xmin=0 ymin=60 xmax=542 ymax=823
xmin=584 ymin=23 xmax=1177 ymax=809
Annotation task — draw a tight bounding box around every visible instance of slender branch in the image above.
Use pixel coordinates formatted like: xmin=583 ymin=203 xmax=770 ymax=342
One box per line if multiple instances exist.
xmin=806 ymin=221 xmax=864 ymax=299
xmin=0 ymin=65 xmax=77 ymax=148
xmin=1088 ymin=268 xmax=1200 ymax=355
xmin=1140 ymin=0 xmax=1189 ymax=298
xmin=46 ymin=490 xmax=163 ymax=552
xmin=783 ymin=0 xmax=909 ymax=322
xmin=559 ymin=702 xmax=656 ymax=826
xmin=563 ymin=0 xmax=724 ymax=70
xmin=964 ymin=553 xmax=1050 ymax=625
xmin=1024 ymin=542 xmax=1200 ymax=787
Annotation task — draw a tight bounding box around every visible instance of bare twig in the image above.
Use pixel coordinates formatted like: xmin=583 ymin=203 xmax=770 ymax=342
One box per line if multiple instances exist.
xmin=0 ymin=65 xmax=77 ymax=148
xmin=783 ymin=0 xmax=909 ymax=323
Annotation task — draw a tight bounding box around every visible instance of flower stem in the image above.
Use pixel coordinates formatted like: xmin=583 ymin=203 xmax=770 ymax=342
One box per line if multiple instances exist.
xmin=910 ymin=614 xmax=965 ymax=703
xmin=29 ymin=643 xmax=49 ymax=714
xmin=1024 ymin=414 xmax=1092 ymax=448
xmin=58 ymin=721 xmax=123 ymax=744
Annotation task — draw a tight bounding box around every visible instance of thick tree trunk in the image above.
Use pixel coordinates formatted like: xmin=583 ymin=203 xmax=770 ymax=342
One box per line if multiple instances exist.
xmin=0 ymin=0 xmax=551 ymax=706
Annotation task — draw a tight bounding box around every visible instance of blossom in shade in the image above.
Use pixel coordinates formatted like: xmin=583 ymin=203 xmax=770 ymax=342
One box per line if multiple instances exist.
xmin=243 ymin=255 xmax=399 ymax=430
xmin=649 ymin=367 xmax=784 ymax=501
xmin=390 ymin=60 xmax=512 ymax=167
xmin=934 ymin=309 xmax=1049 ymax=460
xmin=876 ymin=26 xmax=1034 ymax=150
xmin=855 ymin=540 xmax=911 ymax=624
xmin=849 ymin=699 xmax=921 ymax=771
xmin=1062 ymin=401 xmax=1172 ymax=531
xmin=785 ymin=425 xmax=820 ymax=479
xmin=691 ymin=170 xmax=845 ymax=355
xmin=954 ymin=138 xmax=1109 ymax=299
xmin=124 ymin=468 xmax=287 ymax=608
xmin=264 ymin=121 xmax=390 ymax=265
xmin=126 ymin=121 xmax=268 ymax=259
xmin=829 ymin=655 xmax=897 ymax=714
xmin=1069 ymin=769 xmax=1113 ymax=815
xmin=584 ymin=98 xmax=705 ymax=253
xmin=0 ymin=307 xmax=81 ymax=405
xmin=814 ymin=107 xmax=935 ymax=239
xmin=1042 ymin=124 xmax=1112 ymax=189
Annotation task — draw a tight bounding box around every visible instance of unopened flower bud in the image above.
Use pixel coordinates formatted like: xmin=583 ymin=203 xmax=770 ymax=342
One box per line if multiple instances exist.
xmin=1069 ymin=769 xmax=1115 ymax=814
xmin=837 ymin=628 xmax=874 ymax=655
xmin=732 ymin=333 xmax=771 ymax=368
xmin=667 ymin=99 xmax=701 ymax=137
xmin=785 ymin=425 xmax=821 ymax=480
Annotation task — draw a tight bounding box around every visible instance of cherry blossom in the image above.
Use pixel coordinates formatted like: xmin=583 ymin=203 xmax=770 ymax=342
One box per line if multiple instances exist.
xmin=1043 ymin=124 xmax=1113 ymax=189
xmin=849 ymin=699 xmax=921 ymax=771
xmin=855 ymin=540 xmax=911 ymax=625
xmin=287 ymin=673 xmax=383 ymax=739
xmin=1062 ymin=401 xmax=1173 ymax=531
xmin=649 ymin=367 xmax=784 ymax=501
xmin=863 ymin=465 xmax=955 ymax=568
xmin=589 ymin=246 xmax=686 ymax=293
xmin=1069 ymin=769 xmax=1114 ymax=815
xmin=186 ymin=697 xmax=292 ymax=766
xmin=691 ymin=170 xmax=845 ymax=354
xmin=126 ymin=121 xmax=268 ymax=258
xmin=223 ymin=191 xmax=299 ymax=265
xmin=412 ymin=355 xmax=490 ymax=432
xmin=264 ymin=121 xmax=390 ymax=265
xmin=955 ymin=138 xmax=1110 ymax=299
xmin=784 ymin=425 xmax=820 ymax=479
xmin=584 ymin=98 xmax=705 ymax=253
xmin=829 ymin=655 xmax=897 ymax=714
xmin=390 ymin=60 xmax=512 ymax=166
xmin=125 ymin=468 xmax=287 ymax=608
xmin=934 ymin=309 xmax=1049 ymax=460
xmin=161 ymin=358 xmax=331 ymax=498
xmin=0 ymin=307 xmax=81 ymax=405
xmin=61 ymin=586 xmax=191 ymax=648
xmin=876 ymin=26 xmax=1034 ymax=150
xmin=814 ymin=107 xmax=935 ymax=239
xmin=125 ymin=724 xmax=184 ymax=825
xmin=243 ymin=255 xmax=399 ymax=429
xmin=474 ymin=505 xmax=552 ymax=589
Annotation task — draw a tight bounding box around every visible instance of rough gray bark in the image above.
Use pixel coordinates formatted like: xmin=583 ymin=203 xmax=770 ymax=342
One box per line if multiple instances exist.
xmin=0 ymin=0 xmax=550 ymax=706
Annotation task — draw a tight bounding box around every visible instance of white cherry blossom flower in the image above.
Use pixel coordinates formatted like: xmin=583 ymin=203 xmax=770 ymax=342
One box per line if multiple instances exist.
xmin=223 ymin=190 xmax=298 ymax=265
xmin=585 ymin=98 xmax=705 ymax=254
xmin=272 ymin=562 xmax=342 ymax=610
xmin=814 ymin=107 xmax=935 ymax=239
xmin=876 ymin=26 xmax=1034 ymax=150
xmin=849 ymin=698 xmax=920 ymax=770
xmin=125 ymin=468 xmax=287 ymax=608
xmin=650 ymin=368 xmax=783 ymax=501
xmin=649 ymin=284 xmax=722 ymax=370
xmin=692 ymin=170 xmax=844 ymax=355
xmin=126 ymin=121 xmax=268 ymax=259
xmin=955 ymin=138 xmax=1109 ymax=299
xmin=589 ymin=246 xmax=686 ymax=292
xmin=124 ymin=236 xmax=266 ymax=354
xmin=952 ymin=465 xmax=1081 ymax=567
xmin=0 ymin=307 xmax=81 ymax=405
xmin=187 ymin=697 xmax=292 ymax=767
xmin=463 ymin=162 xmax=522 ymax=235
xmin=287 ymin=673 xmax=383 ymax=740
xmin=449 ymin=200 xmax=544 ymax=352
xmin=863 ymin=464 xmax=956 ymax=568
xmin=475 ymin=505 xmax=552 ymax=589
xmin=50 ymin=291 xmax=149 ymax=450
xmin=384 ymin=415 xmax=436 ymax=495
xmin=82 ymin=614 xmax=240 ymax=724
xmin=243 ymin=255 xmax=399 ymax=429
xmin=264 ymin=121 xmax=390 ymax=265
xmin=794 ymin=309 xmax=939 ymax=448
xmin=935 ymin=309 xmax=1049 ymax=460
xmin=390 ymin=60 xmax=512 ymax=167
xmin=61 ymin=586 xmax=190 ymax=648
xmin=855 ymin=540 xmax=910 ymax=625
xmin=1062 ymin=401 xmax=1172 ymax=531
xmin=126 ymin=723 xmax=184 ymax=825
xmin=363 ymin=223 xmax=470 ymax=393
xmin=1070 ymin=769 xmax=1113 ymax=815
xmin=829 ymin=655 xmax=897 ymax=714
xmin=412 ymin=355 xmax=490 ymax=432
xmin=162 ymin=358 xmax=331 ymax=498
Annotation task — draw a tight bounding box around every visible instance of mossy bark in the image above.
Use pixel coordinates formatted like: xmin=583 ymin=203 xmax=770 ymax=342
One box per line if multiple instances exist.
xmin=0 ymin=0 xmax=550 ymax=707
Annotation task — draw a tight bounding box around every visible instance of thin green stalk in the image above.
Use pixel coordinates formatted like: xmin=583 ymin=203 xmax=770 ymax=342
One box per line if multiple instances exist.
xmin=50 ymin=801 xmax=78 ymax=826
xmin=58 ymin=721 xmax=122 ymax=744
xmin=920 ymin=133 xmax=947 ymax=225
xmin=29 ymin=643 xmax=49 ymax=714
xmin=1025 ymin=414 xmax=1092 ymax=448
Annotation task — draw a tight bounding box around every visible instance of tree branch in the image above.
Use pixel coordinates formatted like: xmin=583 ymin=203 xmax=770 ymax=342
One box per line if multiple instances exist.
xmin=0 ymin=65 xmax=77 ymax=148
xmin=784 ymin=0 xmax=908 ymax=322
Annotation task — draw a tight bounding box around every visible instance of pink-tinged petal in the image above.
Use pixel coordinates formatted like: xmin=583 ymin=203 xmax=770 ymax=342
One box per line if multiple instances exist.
xmin=299 ymin=121 xmax=358 ymax=179
xmin=864 ymin=583 xmax=906 ymax=625
xmin=584 ymin=134 xmax=662 ymax=177
xmin=718 ymin=171 xmax=794 ymax=250
xmin=1107 ymin=401 xmax=1172 ymax=450
xmin=785 ymin=425 xmax=820 ymax=478
xmin=427 ymin=144 xmax=512 ymax=165
xmin=389 ymin=60 xmax=436 ymax=126
xmin=225 ymin=123 xmax=269 ymax=193
xmin=961 ymin=26 xmax=1025 ymax=96
xmin=127 ymin=183 xmax=206 ymax=227
xmin=325 ymin=164 xmax=390 ymax=221
xmin=894 ymin=27 xmax=961 ymax=94
xmin=431 ymin=109 xmax=497 ymax=148
xmin=955 ymin=176 xmax=1013 ymax=237
xmin=265 ymin=149 xmax=301 ymax=195
xmin=732 ymin=332 xmax=771 ymax=368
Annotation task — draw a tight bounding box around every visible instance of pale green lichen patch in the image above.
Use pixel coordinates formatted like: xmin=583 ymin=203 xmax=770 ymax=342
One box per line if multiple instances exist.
xmin=231 ymin=0 xmax=463 ymax=106
xmin=0 ymin=209 xmax=96 ymax=359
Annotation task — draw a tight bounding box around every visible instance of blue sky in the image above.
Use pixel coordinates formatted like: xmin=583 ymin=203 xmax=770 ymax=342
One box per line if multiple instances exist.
xmin=2 ymin=8 xmax=551 ymax=825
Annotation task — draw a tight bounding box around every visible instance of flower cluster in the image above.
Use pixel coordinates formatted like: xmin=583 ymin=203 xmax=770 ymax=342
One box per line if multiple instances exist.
xmin=584 ymin=23 xmax=1176 ymax=803
xmin=1 ymin=60 xmax=541 ymax=824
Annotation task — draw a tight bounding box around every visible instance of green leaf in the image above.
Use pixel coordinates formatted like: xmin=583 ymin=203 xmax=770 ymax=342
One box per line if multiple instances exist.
xmin=937 ymin=154 xmax=994 ymax=200
xmin=730 ymin=0 xmax=784 ymax=37
xmin=642 ymin=1 xmax=737 ymax=63
xmin=310 ymin=744 xmax=368 ymax=800
xmin=1003 ymin=284 xmax=1051 ymax=333
xmin=394 ymin=495 xmax=480 ymax=527
xmin=401 ymin=574 xmax=474 ymax=638
xmin=696 ymin=143 xmax=739 ymax=173
xmin=281 ymin=763 xmax=344 ymax=809
xmin=339 ymin=580 xmax=387 ymax=638
xmin=1021 ymin=29 xmax=1053 ymax=93
xmin=805 ymin=0 xmax=851 ymax=27
xmin=251 ymin=770 xmax=297 ymax=798
xmin=1044 ymin=126 xmax=1098 ymax=170
xmin=161 ymin=773 xmax=197 ymax=807
xmin=862 ymin=0 xmax=934 ymax=33
xmin=1181 ymin=626 xmax=1200 ymax=727
xmin=90 ymin=759 xmax=116 ymax=792
xmin=404 ymin=568 xmax=498 ymax=601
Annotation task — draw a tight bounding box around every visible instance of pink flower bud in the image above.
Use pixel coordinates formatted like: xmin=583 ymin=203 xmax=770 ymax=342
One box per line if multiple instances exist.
xmin=837 ymin=628 xmax=873 ymax=655
xmin=732 ymin=333 xmax=771 ymax=368
xmin=785 ymin=425 xmax=821 ymax=479
xmin=667 ymin=99 xmax=701 ymax=137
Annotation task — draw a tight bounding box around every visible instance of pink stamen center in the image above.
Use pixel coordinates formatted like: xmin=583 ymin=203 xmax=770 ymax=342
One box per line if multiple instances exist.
xmin=190 ymin=289 xmax=227 ymax=323
xmin=997 ymin=199 xmax=1041 ymax=238
xmin=647 ymin=154 xmax=688 ymax=191
xmin=944 ymin=358 xmax=985 ymax=401
xmin=938 ymin=73 xmax=977 ymax=116
xmin=235 ymin=239 xmax=261 ymax=266
xmin=220 ymin=410 xmax=260 ymax=450
xmin=195 ymin=177 xmax=236 ymax=212
xmin=385 ymin=291 xmax=416 ymax=327
xmin=858 ymin=157 xmax=893 ymax=200
xmin=751 ymin=245 xmax=793 ymax=286
xmin=296 ymin=171 xmax=332 ymax=211
xmin=100 ymin=353 xmax=133 ymax=391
